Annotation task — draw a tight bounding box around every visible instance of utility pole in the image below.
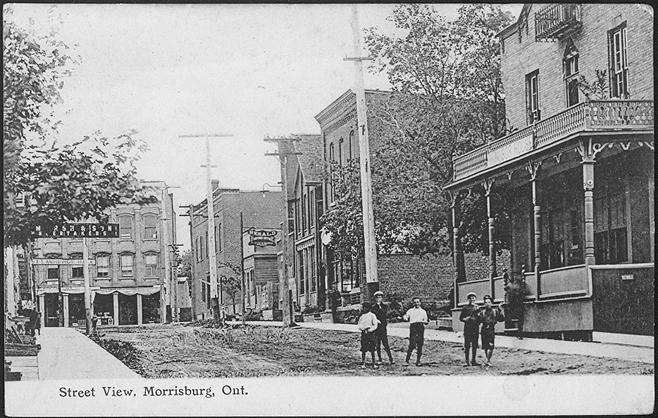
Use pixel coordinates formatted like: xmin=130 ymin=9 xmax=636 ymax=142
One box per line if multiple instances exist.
xmin=264 ymin=136 xmax=302 ymax=327
xmin=82 ymin=237 xmax=92 ymax=334
xmin=179 ymin=133 xmax=233 ymax=322
xmin=240 ymin=212 xmax=246 ymax=325
xmin=345 ymin=4 xmax=378 ymax=300
xmin=180 ymin=204 xmax=196 ymax=319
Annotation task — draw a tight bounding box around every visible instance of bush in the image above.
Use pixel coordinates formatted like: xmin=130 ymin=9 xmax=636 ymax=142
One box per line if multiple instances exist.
xmin=244 ymin=309 xmax=263 ymax=321
xmin=302 ymin=304 xmax=321 ymax=315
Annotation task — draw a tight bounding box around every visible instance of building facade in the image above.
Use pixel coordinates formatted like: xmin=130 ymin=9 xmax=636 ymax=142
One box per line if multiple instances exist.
xmin=447 ymin=4 xmax=653 ymax=338
xmin=189 ymin=184 xmax=283 ymax=319
xmin=33 ymin=181 xmax=176 ymax=327
xmin=242 ymin=227 xmax=280 ymax=311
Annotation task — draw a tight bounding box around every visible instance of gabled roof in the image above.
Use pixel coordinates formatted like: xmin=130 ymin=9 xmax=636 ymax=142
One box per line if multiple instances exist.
xmin=498 ymin=3 xmax=531 ymax=38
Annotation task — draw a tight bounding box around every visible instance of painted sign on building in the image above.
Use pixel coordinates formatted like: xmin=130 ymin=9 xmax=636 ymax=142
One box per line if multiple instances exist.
xmin=32 ymin=223 xmax=119 ymax=238
xmin=32 ymin=258 xmax=96 ymax=265
xmin=248 ymin=229 xmax=277 ymax=247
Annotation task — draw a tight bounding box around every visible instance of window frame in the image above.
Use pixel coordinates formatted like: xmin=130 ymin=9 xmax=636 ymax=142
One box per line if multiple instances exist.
xmin=144 ymin=253 xmax=159 ymax=277
xmin=120 ymin=253 xmax=134 ymax=276
xmin=526 ymin=70 xmax=541 ymax=124
xmin=143 ymin=213 xmax=158 ymax=240
xmin=47 ymin=265 xmax=60 ymax=281
xmin=96 ymin=254 xmax=110 ymax=278
xmin=118 ymin=215 xmax=133 ymax=239
xmin=608 ymin=23 xmax=629 ymax=98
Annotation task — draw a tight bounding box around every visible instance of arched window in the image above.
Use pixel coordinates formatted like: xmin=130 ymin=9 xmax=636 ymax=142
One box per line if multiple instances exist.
xmin=118 ymin=215 xmax=133 ymax=239
xmin=143 ymin=213 xmax=158 ymax=239
xmin=563 ymin=39 xmax=579 ymax=107
xmin=348 ymin=130 xmax=355 ymax=161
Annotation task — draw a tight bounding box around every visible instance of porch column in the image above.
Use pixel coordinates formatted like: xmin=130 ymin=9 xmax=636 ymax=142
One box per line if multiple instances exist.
xmin=449 ymin=191 xmax=461 ymax=308
xmin=483 ymin=179 xmax=496 ymax=298
xmin=136 ymin=293 xmax=143 ymax=325
xmin=582 ymin=161 xmax=595 ymax=265
xmin=62 ymin=293 xmax=70 ymax=327
xmin=39 ymin=294 xmax=46 ymax=328
xmin=527 ymin=161 xmax=542 ymax=274
xmin=113 ymin=292 xmax=119 ymax=325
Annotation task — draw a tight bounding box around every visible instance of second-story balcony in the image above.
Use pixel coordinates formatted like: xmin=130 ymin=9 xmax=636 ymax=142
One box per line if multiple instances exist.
xmin=452 ymin=100 xmax=654 ymax=182
xmin=535 ymin=4 xmax=582 ymax=42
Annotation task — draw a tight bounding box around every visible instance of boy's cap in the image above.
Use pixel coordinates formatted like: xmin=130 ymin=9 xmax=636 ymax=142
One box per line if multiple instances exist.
xmin=466 ymin=292 xmax=477 ymax=298
xmin=483 ymin=294 xmax=492 ymax=301
xmin=373 ymin=291 xmax=384 ymax=297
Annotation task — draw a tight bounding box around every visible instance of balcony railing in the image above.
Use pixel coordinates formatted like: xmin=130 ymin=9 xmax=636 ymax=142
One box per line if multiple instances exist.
xmin=535 ymin=4 xmax=582 ymax=41
xmin=452 ymin=100 xmax=654 ymax=181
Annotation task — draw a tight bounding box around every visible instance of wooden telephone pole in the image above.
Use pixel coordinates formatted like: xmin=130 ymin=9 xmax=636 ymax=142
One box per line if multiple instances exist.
xmin=264 ymin=136 xmax=302 ymax=327
xmin=179 ymin=204 xmax=196 ymax=319
xmin=345 ymin=4 xmax=379 ymax=300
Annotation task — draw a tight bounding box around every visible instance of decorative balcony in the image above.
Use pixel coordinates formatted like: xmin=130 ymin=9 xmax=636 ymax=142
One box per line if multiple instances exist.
xmin=452 ymin=100 xmax=654 ymax=182
xmin=535 ymin=4 xmax=582 ymax=42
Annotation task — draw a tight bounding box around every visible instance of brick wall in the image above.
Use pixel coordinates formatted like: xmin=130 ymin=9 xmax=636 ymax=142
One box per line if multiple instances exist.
xmin=502 ymin=4 xmax=653 ymax=130
xmin=464 ymin=250 xmax=511 ymax=282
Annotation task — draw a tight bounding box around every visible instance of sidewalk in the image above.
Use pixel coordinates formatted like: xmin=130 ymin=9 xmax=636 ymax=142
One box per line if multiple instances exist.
xmin=237 ymin=321 xmax=654 ymax=364
xmin=36 ymin=327 xmax=141 ymax=380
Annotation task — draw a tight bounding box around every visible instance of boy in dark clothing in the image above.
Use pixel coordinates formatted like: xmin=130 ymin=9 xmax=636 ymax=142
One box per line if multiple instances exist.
xmin=460 ymin=292 xmax=481 ymax=366
xmin=371 ymin=291 xmax=394 ymax=365
xmin=479 ymin=295 xmax=505 ymax=366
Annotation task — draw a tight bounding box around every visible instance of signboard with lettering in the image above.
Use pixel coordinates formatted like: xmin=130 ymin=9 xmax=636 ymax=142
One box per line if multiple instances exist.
xmin=32 ymin=259 xmax=96 ymax=265
xmin=32 ymin=223 xmax=119 ymax=238
xmin=247 ymin=229 xmax=277 ymax=247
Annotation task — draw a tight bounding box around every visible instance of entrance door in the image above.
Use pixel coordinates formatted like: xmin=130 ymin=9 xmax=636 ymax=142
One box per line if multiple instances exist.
xmin=44 ymin=294 xmax=59 ymax=327
xmin=118 ymin=294 xmax=138 ymax=325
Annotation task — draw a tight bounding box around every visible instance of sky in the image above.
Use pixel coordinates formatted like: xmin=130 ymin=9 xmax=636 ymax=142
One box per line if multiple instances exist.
xmin=8 ymin=3 xmax=522 ymax=250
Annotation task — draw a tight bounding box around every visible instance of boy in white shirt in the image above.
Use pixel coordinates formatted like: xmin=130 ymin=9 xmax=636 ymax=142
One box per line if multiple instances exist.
xmin=402 ymin=297 xmax=429 ymax=366
xmin=357 ymin=302 xmax=380 ymax=369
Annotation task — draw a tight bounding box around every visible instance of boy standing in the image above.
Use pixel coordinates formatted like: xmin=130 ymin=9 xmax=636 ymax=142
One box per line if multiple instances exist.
xmin=479 ymin=295 xmax=504 ymax=366
xmin=460 ymin=292 xmax=481 ymax=366
xmin=357 ymin=302 xmax=380 ymax=369
xmin=371 ymin=291 xmax=394 ymax=365
xmin=403 ymin=297 xmax=429 ymax=366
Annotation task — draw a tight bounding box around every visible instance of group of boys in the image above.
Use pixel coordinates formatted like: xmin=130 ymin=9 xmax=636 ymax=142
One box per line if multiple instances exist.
xmin=358 ymin=290 xmax=504 ymax=369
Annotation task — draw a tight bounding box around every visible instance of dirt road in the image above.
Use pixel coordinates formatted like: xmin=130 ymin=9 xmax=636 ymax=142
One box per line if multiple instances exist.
xmin=96 ymin=324 xmax=653 ymax=378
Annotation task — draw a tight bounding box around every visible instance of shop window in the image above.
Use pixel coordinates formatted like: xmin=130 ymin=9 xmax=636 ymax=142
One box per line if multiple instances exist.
xmin=72 ymin=266 xmax=84 ymax=279
xmin=119 ymin=215 xmax=133 ymax=239
xmin=525 ymin=70 xmax=541 ymax=124
xmin=144 ymin=254 xmax=158 ymax=277
xmin=143 ymin=214 xmax=158 ymax=240
xmin=96 ymin=254 xmax=110 ymax=277
xmin=608 ymin=23 xmax=629 ymax=98
xmin=120 ymin=254 xmax=134 ymax=276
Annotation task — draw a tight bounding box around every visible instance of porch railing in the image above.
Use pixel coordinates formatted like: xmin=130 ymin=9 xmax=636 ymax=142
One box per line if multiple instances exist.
xmin=453 ymin=100 xmax=654 ymax=181
xmin=535 ymin=4 xmax=582 ymax=42
xmin=538 ymin=264 xmax=588 ymax=299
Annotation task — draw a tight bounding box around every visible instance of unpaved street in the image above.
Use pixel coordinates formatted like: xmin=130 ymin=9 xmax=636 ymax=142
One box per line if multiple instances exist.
xmin=94 ymin=324 xmax=654 ymax=378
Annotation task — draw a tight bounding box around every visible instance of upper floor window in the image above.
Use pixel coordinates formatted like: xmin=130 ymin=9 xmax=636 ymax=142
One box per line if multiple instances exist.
xmin=329 ymin=142 xmax=335 ymax=163
xmin=215 ymin=224 xmax=222 ymax=252
xmin=118 ymin=215 xmax=133 ymax=239
xmin=563 ymin=41 xmax=579 ymax=107
xmin=120 ymin=253 xmax=134 ymax=276
xmin=204 ymin=232 xmax=208 ymax=259
xmin=143 ymin=214 xmax=158 ymax=239
xmin=338 ymin=138 xmax=344 ymax=166
xmin=96 ymin=254 xmax=110 ymax=277
xmin=144 ymin=253 xmax=158 ymax=277
xmin=199 ymin=235 xmax=204 ymax=261
xmin=47 ymin=266 xmax=60 ymax=280
xmin=608 ymin=23 xmax=628 ymax=98
xmin=525 ymin=70 xmax=541 ymax=124
xmin=348 ymin=131 xmax=355 ymax=161
xmin=72 ymin=266 xmax=84 ymax=279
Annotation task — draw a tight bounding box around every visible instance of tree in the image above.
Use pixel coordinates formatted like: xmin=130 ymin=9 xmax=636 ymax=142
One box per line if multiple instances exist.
xmin=354 ymin=4 xmax=513 ymax=255
xmin=3 ymin=9 xmax=157 ymax=249
xmin=177 ymin=250 xmax=192 ymax=278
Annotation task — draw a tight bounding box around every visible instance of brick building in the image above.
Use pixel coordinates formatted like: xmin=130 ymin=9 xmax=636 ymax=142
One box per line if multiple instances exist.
xmin=33 ymin=181 xmax=176 ymax=327
xmin=447 ymin=4 xmax=653 ymax=338
xmin=189 ymin=183 xmax=282 ymax=319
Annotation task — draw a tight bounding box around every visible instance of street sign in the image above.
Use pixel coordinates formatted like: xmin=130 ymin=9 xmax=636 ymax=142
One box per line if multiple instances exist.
xmin=32 ymin=258 xmax=96 ymax=265
xmin=248 ymin=229 xmax=277 ymax=247
xmin=32 ymin=223 xmax=119 ymax=238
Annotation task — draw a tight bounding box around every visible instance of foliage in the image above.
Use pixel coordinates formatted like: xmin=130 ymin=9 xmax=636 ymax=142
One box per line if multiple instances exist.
xmin=320 ymin=4 xmax=514 ymax=257
xmin=578 ymin=69 xmax=608 ymax=100
xmin=3 ymin=10 xmax=157 ymax=248
xmin=302 ymin=304 xmax=321 ymax=315
xmin=504 ymin=279 xmax=530 ymax=308
xmin=220 ymin=275 xmax=241 ymax=296
xmin=178 ymin=250 xmax=192 ymax=278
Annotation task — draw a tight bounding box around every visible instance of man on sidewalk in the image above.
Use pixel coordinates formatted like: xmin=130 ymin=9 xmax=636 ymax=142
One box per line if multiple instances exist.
xmin=371 ymin=291 xmax=394 ymax=365
xmin=478 ymin=295 xmax=504 ymax=367
xmin=460 ymin=292 xmax=481 ymax=366
xmin=402 ymin=297 xmax=429 ymax=366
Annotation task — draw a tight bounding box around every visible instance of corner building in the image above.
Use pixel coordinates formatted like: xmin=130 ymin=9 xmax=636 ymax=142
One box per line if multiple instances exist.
xmin=446 ymin=4 xmax=653 ymax=339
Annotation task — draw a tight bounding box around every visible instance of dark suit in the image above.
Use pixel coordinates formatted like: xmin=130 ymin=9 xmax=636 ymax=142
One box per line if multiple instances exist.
xmin=371 ymin=302 xmax=393 ymax=362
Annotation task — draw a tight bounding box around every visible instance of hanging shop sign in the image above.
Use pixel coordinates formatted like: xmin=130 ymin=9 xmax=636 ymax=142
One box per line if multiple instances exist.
xmin=32 ymin=223 xmax=119 ymax=238
xmin=248 ymin=229 xmax=277 ymax=247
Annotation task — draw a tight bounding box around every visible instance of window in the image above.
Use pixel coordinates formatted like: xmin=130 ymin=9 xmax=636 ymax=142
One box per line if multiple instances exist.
xmin=199 ymin=235 xmax=204 ymax=261
xmin=143 ymin=214 xmax=158 ymax=239
xmin=594 ymin=182 xmax=628 ymax=264
xmin=310 ymin=250 xmax=316 ymax=292
xmin=47 ymin=266 xmax=60 ymax=280
xmin=298 ymin=251 xmax=305 ymax=294
xmin=120 ymin=254 xmax=134 ymax=275
xmin=204 ymin=232 xmax=208 ymax=259
xmin=201 ymin=280 xmax=206 ymax=303
xmin=72 ymin=266 xmax=84 ymax=279
xmin=608 ymin=24 xmax=628 ymax=98
xmin=564 ymin=41 xmax=579 ymax=107
xmin=119 ymin=216 xmax=133 ymax=239
xmin=144 ymin=254 xmax=158 ymax=277
xmin=96 ymin=255 xmax=110 ymax=277
xmin=526 ymin=70 xmax=541 ymax=124
xmin=301 ymin=189 xmax=307 ymax=232
xmin=338 ymin=138 xmax=344 ymax=166
xmin=348 ymin=131 xmax=355 ymax=161
xmin=287 ymin=203 xmax=295 ymax=234
xmin=540 ymin=207 xmax=566 ymax=270
xmin=215 ymin=223 xmax=222 ymax=252
xmin=309 ymin=190 xmax=315 ymax=229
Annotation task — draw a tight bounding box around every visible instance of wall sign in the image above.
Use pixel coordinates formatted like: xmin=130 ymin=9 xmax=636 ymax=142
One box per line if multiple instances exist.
xmin=248 ymin=229 xmax=277 ymax=247
xmin=32 ymin=223 xmax=119 ymax=238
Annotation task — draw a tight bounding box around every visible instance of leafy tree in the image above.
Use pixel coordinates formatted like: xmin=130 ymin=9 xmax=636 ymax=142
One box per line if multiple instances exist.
xmin=177 ymin=250 xmax=192 ymax=278
xmin=352 ymin=4 xmax=514 ymax=255
xmin=3 ymin=10 xmax=157 ymax=249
